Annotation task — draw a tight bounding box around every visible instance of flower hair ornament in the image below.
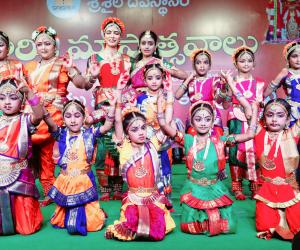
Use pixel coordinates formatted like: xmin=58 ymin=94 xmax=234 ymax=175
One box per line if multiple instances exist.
xmin=101 ymin=17 xmax=125 ymax=35
xmin=232 ymin=46 xmax=254 ymax=65
xmin=189 ymin=100 xmax=216 ymax=121
xmin=32 ymin=26 xmax=59 ymax=46
xmin=283 ymin=39 xmax=300 ymax=61
xmin=190 ymin=48 xmax=212 ymax=63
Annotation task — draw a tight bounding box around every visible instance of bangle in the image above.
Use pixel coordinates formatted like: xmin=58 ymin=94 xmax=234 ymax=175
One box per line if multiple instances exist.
xmin=270 ymin=81 xmax=279 ymax=90
xmin=180 ymin=83 xmax=188 ymax=90
xmin=249 ymin=125 xmax=257 ymax=132
xmin=28 ymin=95 xmax=40 ymax=106
xmin=235 ymin=91 xmax=243 ymax=99
xmin=68 ymin=68 xmax=79 ymax=79
xmin=43 ymin=111 xmax=50 ymax=119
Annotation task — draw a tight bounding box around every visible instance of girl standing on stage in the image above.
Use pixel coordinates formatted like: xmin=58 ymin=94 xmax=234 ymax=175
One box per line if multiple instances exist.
xmin=105 ymin=79 xmax=175 ymax=241
xmin=157 ymin=71 xmax=258 ymax=236
xmin=253 ymin=99 xmax=300 ymax=240
xmin=175 ymin=48 xmax=224 ymax=136
xmin=136 ymin=63 xmax=175 ymax=200
xmin=130 ymin=30 xmax=187 ymax=91
xmin=226 ymin=46 xmax=265 ymax=200
xmin=44 ymin=97 xmax=116 ymax=235
xmin=0 ymin=78 xmax=43 ymax=235
xmin=0 ymin=31 xmax=23 ymax=80
xmin=24 ymin=26 xmax=88 ymax=206
xmin=85 ymin=17 xmax=131 ymax=201
xmin=264 ymin=40 xmax=300 ymax=126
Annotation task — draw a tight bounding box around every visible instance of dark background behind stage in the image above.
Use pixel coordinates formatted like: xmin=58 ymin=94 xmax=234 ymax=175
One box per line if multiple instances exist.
xmin=1 ymin=0 xmax=298 ymax=123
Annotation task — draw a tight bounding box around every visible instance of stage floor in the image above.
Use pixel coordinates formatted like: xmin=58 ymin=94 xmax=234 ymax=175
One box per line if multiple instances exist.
xmin=2 ymin=164 xmax=291 ymax=250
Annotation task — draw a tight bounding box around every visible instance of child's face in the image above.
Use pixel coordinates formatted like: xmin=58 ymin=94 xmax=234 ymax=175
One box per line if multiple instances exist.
xmin=0 ymin=91 xmax=22 ymax=115
xmin=0 ymin=40 xmax=8 ymax=60
xmin=288 ymin=48 xmax=300 ymax=70
xmin=127 ymin=119 xmax=147 ymax=145
xmin=145 ymin=68 xmax=163 ymax=92
xmin=236 ymin=52 xmax=254 ymax=74
xmin=35 ymin=34 xmax=56 ymax=60
xmin=194 ymin=54 xmax=210 ymax=77
xmin=192 ymin=109 xmax=214 ymax=135
xmin=104 ymin=25 xmax=121 ymax=48
xmin=63 ymin=104 xmax=84 ymax=133
xmin=139 ymin=35 xmax=156 ymax=58
xmin=264 ymin=104 xmax=289 ymax=132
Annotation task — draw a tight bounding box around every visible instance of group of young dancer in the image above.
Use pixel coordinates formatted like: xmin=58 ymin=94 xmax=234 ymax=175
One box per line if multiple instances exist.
xmin=0 ymin=16 xmax=300 ymax=243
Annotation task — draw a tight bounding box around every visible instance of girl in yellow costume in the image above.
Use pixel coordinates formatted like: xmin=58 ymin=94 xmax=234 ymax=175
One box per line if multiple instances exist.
xmin=24 ymin=26 xmax=89 ymax=206
xmin=43 ymin=97 xmax=116 ymax=235
xmin=105 ymin=76 xmax=175 ymax=241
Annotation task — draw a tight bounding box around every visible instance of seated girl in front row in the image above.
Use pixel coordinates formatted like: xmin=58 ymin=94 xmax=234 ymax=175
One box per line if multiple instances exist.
xmin=157 ymin=71 xmax=257 ymax=236
xmin=105 ymin=77 xmax=175 ymax=241
xmin=0 ymin=78 xmax=43 ymax=235
xmin=43 ymin=96 xmax=117 ymax=236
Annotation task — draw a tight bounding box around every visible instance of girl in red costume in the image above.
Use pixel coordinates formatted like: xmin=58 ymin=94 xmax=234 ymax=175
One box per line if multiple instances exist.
xmin=253 ymin=99 xmax=300 ymax=240
xmin=85 ymin=17 xmax=131 ymax=201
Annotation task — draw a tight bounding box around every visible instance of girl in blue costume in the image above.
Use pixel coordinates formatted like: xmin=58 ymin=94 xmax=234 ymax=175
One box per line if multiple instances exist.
xmin=265 ymin=39 xmax=300 ymax=126
xmin=43 ymin=96 xmax=116 ymax=235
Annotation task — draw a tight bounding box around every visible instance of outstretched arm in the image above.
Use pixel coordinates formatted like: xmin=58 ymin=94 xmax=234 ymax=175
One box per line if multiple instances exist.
xmin=175 ymin=72 xmax=195 ymax=100
xmin=16 ymin=78 xmax=43 ymax=126
xmin=264 ymin=68 xmax=288 ymax=97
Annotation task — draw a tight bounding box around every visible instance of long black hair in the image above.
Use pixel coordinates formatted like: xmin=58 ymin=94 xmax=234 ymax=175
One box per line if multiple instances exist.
xmin=135 ymin=30 xmax=161 ymax=63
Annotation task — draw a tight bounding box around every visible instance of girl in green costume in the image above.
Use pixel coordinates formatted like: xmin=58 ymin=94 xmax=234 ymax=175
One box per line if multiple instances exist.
xmin=157 ymin=71 xmax=258 ymax=236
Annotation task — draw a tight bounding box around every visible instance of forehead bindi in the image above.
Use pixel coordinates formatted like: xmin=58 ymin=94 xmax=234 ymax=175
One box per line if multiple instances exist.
xmin=146 ymin=68 xmax=161 ymax=77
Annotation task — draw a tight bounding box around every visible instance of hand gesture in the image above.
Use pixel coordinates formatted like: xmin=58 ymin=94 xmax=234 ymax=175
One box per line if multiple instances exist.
xmin=16 ymin=78 xmax=30 ymax=95
xmin=105 ymin=89 xmax=117 ymax=106
xmin=85 ymin=115 xmax=94 ymax=127
xmin=117 ymin=72 xmax=130 ymax=90
xmin=88 ymin=54 xmax=101 ymax=78
xmin=63 ymin=52 xmax=73 ymax=70
xmin=163 ymin=73 xmax=173 ymax=92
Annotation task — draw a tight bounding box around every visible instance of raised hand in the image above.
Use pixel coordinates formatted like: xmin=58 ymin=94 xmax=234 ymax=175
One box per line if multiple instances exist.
xmin=16 ymin=78 xmax=30 ymax=95
xmin=105 ymin=89 xmax=117 ymax=106
xmin=63 ymin=52 xmax=73 ymax=70
xmin=88 ymin=54 xmax=101 ymax=78
xmin=163 ymin=73 xmax=173 ymax=92
xmin=117 ymin=72 xmax=130 ymax=90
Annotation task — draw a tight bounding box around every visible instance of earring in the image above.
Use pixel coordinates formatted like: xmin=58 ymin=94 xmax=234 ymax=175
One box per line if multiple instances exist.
xmin=285 ymin=123 xmax=289 ymax=129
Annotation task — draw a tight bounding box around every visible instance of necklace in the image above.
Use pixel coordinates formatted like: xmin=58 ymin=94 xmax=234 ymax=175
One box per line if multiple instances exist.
xmin=0 ymin=115 xmax=20 ymax=152
xmin=236 ymin=75 xmax=253 ymax=99
xmin=106 ymin=52 xmax=121 ymax=75
xmin=133 ymin=145 xmax=148 ymax=178
xmin=191 ymin=77 xmax=208 ymax=100
xmin=65 ymin=130 xmax=82 ymax=162
xmin=262 ymin=131 xmax=283 ymax=170
xmin=192 ymin=135 xmax=210 ymax=172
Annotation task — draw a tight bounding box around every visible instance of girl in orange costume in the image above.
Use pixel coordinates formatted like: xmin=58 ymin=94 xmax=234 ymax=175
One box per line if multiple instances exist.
xmin=0 ymin=78 xmax=43 ymax=235
xmin=44 ymin=96 xmax=116 ymax=235
xmin=24 ymin=26 xmax=88 ymax=206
